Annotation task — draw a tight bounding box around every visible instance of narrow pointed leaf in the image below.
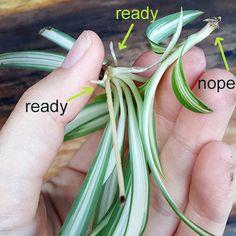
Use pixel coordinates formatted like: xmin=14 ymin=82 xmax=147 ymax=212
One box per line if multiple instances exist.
xmin=172 ymin=56 xmax=213 ymax=113
xmin=64 ymin=101 xmax=108 ymax=135
xmin=64 ymin=114 xmax=109 ymax=141
xmin=0 ymin=51 xmax=64 ymax=71
xmin=120 ymin=81 xmax=149 ymax=236
xmin=98 ymin=156 xmax=132 ymax=236
xmin=146 ymin=10 xmax=203 ymax=53
xmin=118 ymin=75 xmax=165 ymax=177
xmin=59 ymin=89 xmax=119 ymax=236
xmin=60 ymin=124 xmax=112 ymax=236
xmin=93 ymin=169 xmax=118 ymax=228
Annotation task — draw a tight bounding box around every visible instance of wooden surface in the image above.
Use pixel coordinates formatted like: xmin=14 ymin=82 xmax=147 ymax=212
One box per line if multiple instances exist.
xmin=0 ymin=0 xmax=235 ymax=124
xmin=0 ymin=0 xmax=235 ymax=125
xmin=0 ymin=0 xmax=68 ymax=16
xmin=0 ymin=0 xmax=235 ymax=234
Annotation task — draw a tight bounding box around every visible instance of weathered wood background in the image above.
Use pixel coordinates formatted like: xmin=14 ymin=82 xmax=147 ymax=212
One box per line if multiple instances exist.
xmin=0 ymin=0 xmax=235 ymax=234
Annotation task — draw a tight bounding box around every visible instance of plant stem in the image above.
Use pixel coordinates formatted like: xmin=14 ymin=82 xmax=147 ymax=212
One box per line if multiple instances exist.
xmin=105 ymin=74 xmax=125 ymax=203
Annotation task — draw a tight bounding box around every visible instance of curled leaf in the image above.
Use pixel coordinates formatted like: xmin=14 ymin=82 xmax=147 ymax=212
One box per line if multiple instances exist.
xmin=160 ymin=8 xmax=183 ymax=61
xmin=172 ymin=56 xmax=213 ymax=113
xmin=146 ymin=10 xmax=203 ymax=53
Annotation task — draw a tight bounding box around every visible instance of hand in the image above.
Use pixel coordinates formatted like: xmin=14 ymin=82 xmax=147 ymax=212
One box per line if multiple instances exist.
xmin=0 ymin=31 xmax=235 ymax=236
xmin=134 ymin=47 xmax=236 ymax=236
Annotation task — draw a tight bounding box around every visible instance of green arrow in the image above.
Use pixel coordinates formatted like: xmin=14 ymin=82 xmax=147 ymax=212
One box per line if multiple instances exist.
xmin=118 ymin=23 xmax=134 ymax=50
xmin=214 ymin=37 xmax=229 ymax=71
xmin=67 ymin=86 xmax=94 ymax=102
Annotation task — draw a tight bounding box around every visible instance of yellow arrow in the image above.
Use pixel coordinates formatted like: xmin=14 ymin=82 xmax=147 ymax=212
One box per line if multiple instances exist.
xmin=214 ymin=37 xmax=229 ymax=71
xmin=118 ymin=23 xmax=134 ymax=50
xmin=67 ymin=86 xmax=94 ymax=102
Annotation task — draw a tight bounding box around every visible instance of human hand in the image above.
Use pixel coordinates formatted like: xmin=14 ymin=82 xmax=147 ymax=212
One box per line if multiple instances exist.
xmin=0 ymin=30 xmax=104 ymax=235
xmin=0 ymin=30 xmax=235 ymax=236
xmin=134 ymin=47 xmax=236 ymax=236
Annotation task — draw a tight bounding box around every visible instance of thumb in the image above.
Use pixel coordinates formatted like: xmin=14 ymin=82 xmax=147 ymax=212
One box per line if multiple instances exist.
xmin=0 ymin=30 xmax=104 ymax=229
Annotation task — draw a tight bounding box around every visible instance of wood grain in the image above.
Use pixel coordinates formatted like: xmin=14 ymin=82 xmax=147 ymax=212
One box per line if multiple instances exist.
xmin=0 ymin=0 xmax=68 ymax=16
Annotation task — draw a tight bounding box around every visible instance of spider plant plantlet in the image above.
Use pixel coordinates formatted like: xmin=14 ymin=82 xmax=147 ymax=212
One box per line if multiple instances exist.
xmin=0 ymin=9 xmax=221 ymax=236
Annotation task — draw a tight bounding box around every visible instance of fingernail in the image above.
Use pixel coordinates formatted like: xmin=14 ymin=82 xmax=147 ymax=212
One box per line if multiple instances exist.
xmin=62 ymin=30 xmax=92 ymax=69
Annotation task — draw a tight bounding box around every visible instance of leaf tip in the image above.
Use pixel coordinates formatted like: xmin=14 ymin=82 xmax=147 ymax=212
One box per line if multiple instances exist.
xmin=39 ymin=26 xmax=53 ymax=35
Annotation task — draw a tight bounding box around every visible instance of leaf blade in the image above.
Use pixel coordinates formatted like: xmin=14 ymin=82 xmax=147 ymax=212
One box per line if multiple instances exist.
xmin=146 ymin=10 xmax=203 ymax=53
xmin=172 ymin=56 xmax=213 ymax=113
xmin=59 ymin=88 xmax=119 ymax=236
xmin=0 ymin=51 xmax=64 ymax=71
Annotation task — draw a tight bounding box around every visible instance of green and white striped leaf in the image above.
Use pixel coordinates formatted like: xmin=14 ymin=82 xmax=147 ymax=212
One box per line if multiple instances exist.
xmin=160 ymin=8 xmax=183 ymax=61
xmin=120 ymin=81 xmax=149 ymax=236
xmin=64 ymin=114 xmax=109 ymax=141
xmin=0 ymin=51 xmax=64 ymax=71
xmin=172 ymin=56 xmax=213 ymax=113
xmin=65 ymin=101 xmax=108 ymax=135
xmin=93 ymin=169 xmax=118 ymax=228
xmin=91 ymin=156 xmax=132 ymax=236
xmin=39 ymin=27 xmax=75 ymax=51
xmin=59 ymin=124 xmax=112 ymax=236
xmin=93 ymin=80 xmax=127 ymax=226
xmin=132 ymin=8 xmax=183 ymax=177
xmin=148 ymin=101 xmax=165 ymax=177
xmin=96 ymin=156 xmax=132 ymax=236
xmin=59 ymin=88 xmax=119 ymax=236
xmin=39 ymin=27 xmax=110 ymax=67
xmin=92 ymin=166 xmax=131 ymax=236
xmin=146 ymin=10 xmax=203 ymax=53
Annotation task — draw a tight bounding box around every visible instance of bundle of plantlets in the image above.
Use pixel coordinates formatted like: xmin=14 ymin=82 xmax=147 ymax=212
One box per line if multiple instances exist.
xmin=0 ymin=9 xmax=220 ymax=236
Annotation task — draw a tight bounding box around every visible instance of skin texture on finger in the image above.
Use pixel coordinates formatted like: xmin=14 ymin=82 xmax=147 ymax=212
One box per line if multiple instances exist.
xmin=175 ymin=141 xmax=236 ymax=236
xmin=133 ymin=47 xmax=206 ymax=149
xmin=148 ymin=69 xmax=236 ymax=235
xmin=0 ymin=31 xmax=104 ymax=233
